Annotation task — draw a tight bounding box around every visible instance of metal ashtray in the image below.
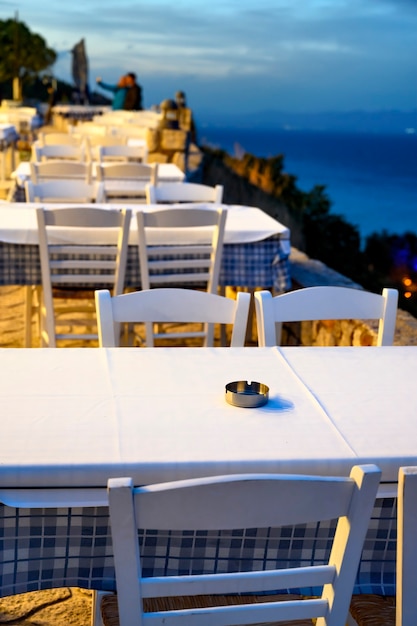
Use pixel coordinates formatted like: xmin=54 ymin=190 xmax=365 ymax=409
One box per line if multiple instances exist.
xmin=225 ymin=380 xmax=269 ymax=408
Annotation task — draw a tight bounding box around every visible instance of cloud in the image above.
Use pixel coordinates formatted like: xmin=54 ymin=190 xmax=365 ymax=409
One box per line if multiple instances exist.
xmin=2 ymin=0 xmax=416 ymax=114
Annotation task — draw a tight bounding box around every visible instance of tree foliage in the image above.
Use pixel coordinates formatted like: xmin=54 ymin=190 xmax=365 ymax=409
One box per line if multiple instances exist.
xmin=0 ymin=19 xmax=56 ymax=93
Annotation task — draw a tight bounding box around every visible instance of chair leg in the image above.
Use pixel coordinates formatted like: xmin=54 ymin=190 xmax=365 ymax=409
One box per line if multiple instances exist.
xmin=245 ymin=288 xmax=256 ymax=345
xmin=91 ymin=590 xmax=114 ymax=626
xmin=23 ymin=285 xmax=35 ymax=348
xmin=219 ymin=285 xmax=227 ymax=346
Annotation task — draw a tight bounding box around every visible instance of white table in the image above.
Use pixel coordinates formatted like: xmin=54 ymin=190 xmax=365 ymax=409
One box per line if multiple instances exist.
xmin=51 ymin=105 xmax=111 ymax=128
xmin=0 ymin=345 xmax=408 ymax=597
xmin=0 ymin=202 xmax=291 ymax=291
xmin=0 ymin=345 xmax=413 ymax=487
xmin=11 ymin=160 xmax=185 ymax=187
xmin=0 ymin=107 xmax=43 ymax=131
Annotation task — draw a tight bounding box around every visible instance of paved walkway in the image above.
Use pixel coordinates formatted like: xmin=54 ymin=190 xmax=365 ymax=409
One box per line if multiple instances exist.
xmin=0 ymin=588 xmax=93 ymax=625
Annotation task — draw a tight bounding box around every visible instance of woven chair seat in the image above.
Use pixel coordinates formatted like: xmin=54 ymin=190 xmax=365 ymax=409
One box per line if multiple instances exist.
xmin=349 ymin=594 xmax=395 ymax=625
xmin=101 ymin=592 xmax=314 ymax=626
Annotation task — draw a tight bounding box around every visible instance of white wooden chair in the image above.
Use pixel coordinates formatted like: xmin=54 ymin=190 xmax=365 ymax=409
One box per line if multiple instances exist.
xmin=86 ymin=135 xmax=128 ymax=160
xmin=36 ymin=207 xmax=131 ymax=347
xmin=38 ymin=132 xmax=83 ymax=147
xmin=69 ymin=122 xmax=108 ymax=140
xmin=349 ymin=466 xmax=417 ymax=626
xmin=97 ymin=143 xmax=148 ymax=163
xmin=146 ymin=181 xmax=223 ymax=204
xmin=30 ymin=160 xmax=92 ymax=183
xmin=137 ymin=207 xmax=226 ymax=292
xmin=102 ymin=465 xmax=381 ymax=626
xmin=24 ymin=179 xmax=105 ymax=203
xmin=254 ymin=286 xmax=398 ymax=347
xmin=136 ymin=207 xmax=226 ymax=344
xmin=97 ymin=162 xmax=158 ymax=203
xmin=32 ymin=142 xmax=90 ymax=162
xmin=95 ymin=287 xmax=251 ymax=347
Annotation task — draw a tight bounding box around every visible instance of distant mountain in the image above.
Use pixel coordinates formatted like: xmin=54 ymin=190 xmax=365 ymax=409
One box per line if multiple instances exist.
xmin=198 ymin=109 xmax=417 ymax=135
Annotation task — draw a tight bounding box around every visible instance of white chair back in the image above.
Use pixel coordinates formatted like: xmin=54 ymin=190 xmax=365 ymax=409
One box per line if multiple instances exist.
xmin=105 ymin=465 xmax=381 ymax=626
xmin=69 ymin=122 xmax=108 ymax=138
xmin=32 ymin=142 xmax=89 ymax=162
xmin=396 ymin=467 xmax=417 ymax=626
xmin=95 ymin=288 xmax=251 ymax=347
xmin=24 ymin=179 xmax=105 ymax=203
xmin=36 ymin=207 xmax=131 ymax=347
xmin=30 ymin=160 xmax=92 ymax=184
xmin=38 ymin=132 xmax=82 ymax=147
xmin=254 ymin=286 xmax=398 ymax=347
xmin=97 ymin=162 xmax=158 ymax=203
xmin=136 ymin=207 xmax=226 ymax=344
xmin=137 ymin=207 xmax=226 ymax=292
xmin=97 ymin=143 xmax=148 ymax=163
xmin=146 ymin=182 xmax=223 ymax=204
xmin=349 ymin=465 xmax=416 ymax=626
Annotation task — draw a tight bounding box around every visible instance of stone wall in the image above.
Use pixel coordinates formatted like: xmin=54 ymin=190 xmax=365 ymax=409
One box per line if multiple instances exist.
xmin=199 ymin=150 xmax=417 ymax=347
xmin=289 ymin=248 xmax=417 ymax=346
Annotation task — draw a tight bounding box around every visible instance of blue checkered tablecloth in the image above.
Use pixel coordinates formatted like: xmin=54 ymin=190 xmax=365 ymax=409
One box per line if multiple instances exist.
xmin=0 ymin=497 xmax=396 ymax=598
xmin=0 ymin=238 xmax=291 ymax=292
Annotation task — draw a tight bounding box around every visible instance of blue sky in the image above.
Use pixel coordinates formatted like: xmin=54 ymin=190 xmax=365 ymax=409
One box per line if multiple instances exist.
xmin=1 ymin=0 xmax=416 ymax=116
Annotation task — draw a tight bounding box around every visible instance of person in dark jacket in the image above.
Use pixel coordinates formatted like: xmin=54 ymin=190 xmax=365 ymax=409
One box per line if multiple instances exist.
xmin=124 ymin=73 xmax=143 ymax=110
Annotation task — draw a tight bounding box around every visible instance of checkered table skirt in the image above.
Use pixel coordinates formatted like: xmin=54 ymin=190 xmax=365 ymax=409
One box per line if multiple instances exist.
xmin=0 ymin=238 xmax=291 ymax=292
xmin=0 ymin=497 xmax=396 ymax=598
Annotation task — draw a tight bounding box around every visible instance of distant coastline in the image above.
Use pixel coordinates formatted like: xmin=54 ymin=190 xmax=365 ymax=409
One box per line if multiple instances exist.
xmin=197 ymin=108 xmax=417 ymax=136
xmin=198 ymin=125 xmax=417 ymax=241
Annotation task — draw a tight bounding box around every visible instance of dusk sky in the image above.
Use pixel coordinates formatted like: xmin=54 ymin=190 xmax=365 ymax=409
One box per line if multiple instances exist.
xmin=1 ymin=0 xmax=416 ymax=117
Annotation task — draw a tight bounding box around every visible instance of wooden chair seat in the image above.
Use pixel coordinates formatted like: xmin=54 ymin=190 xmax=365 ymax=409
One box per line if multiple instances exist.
xmin=101 ymin=593 xmax=313 ymax=626
xmin=349 ymin=594 xmax=395 ymax=625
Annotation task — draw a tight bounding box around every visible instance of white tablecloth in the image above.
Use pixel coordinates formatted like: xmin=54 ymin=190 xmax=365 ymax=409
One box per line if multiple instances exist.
xmin=0 ymin=346 xmax=415 ymax=488
xmin=0 ymin=123 xmax=18 ymax=144
xmin=12 ymin=161 xmax=185 ymax=186
xmin=0 ymin=109 xmax=42 ymax=130
xmin=0 ymin=202 xmax=291 ymax=249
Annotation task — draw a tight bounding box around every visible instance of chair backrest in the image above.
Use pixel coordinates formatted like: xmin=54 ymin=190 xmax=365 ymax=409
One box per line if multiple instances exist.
xmin=25 ymin=179 xmax=105 ymax=203
xmin=396 ymin=466 xmax=417 ymax=626
xmin=135 ymin=207 xmax=226 ymax=345
xmin=97 ymin=162 xmax=157 ymax=182
xmin=137 ymin=207 xmax=226 ymax=293
xmin=254 ymin=286 xmax=398 ymax=347
xmin=30 ymin=160 xmax=92 ymax=184
xmin=32 ymin=142 xmax=89 ymax=162
xmin=98 ymin=163 xmax=158 ymax=203
xmin=36 ymin=207 xmax=131 ymax=347
xmin=69 ymin=122 xmax=108 ymax=138
xmin=38 ymin=132 xmax=82 ymax=146
xmin=86 ymin=135 xmax=128 ymax=156
xmin=146 ymin=182 xmax=223 ymax=204
xmin=97 ymin=143 xmax=148 ymax=163
xmin=95 ymin=287 xmax=251 ymax=347
xmin=107 ymin=465 xmax=381 ymax=626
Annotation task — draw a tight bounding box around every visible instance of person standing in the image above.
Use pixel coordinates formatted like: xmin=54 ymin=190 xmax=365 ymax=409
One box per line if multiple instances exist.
xmin=124 ymin=72 xmax=143 ymax=110
xmin=96 ymin=75 xmax=128 ymax=110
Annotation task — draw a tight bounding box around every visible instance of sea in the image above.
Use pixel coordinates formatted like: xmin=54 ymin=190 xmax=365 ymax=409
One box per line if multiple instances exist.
xmin=198 ymin=127 xmax=417 ymax=244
